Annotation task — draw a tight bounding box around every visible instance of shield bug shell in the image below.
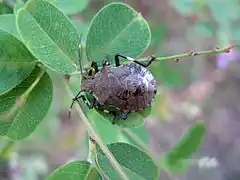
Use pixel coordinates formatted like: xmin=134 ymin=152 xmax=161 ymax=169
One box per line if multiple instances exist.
xmin=69 ymin=51 xmax=157 ymax=124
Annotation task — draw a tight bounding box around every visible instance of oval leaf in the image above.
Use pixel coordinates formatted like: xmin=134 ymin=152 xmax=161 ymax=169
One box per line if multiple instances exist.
xmin=0 ymin=66 xmax=53 ymax=140
xmin=0 ymin=63 xmax=35 ymax=96
xmin=163 ymin=121 xmax=205 ymax=172
xmin=96 ymin=142 xmax=159 ymax=180
xmin=0 ymin=14 xmax=20 ymax=39
xmin=86 ymin=2 xmax=151 ymax=62
xmin=47 ymin=161 xmax=101 ymax=180
xmin=0 ymin=29 xmax=35 ymax=95
xmin=56 ymin=0 xmax=88 ymax=15
xmin=16 ymin=0 xmax=79 ymax=74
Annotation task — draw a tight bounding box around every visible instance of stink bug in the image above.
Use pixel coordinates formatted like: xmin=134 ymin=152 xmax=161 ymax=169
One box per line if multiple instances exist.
xmin=69 ymin=39 xmax=157 ymax=124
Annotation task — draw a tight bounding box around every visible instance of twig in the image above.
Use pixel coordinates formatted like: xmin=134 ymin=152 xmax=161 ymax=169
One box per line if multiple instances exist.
xmin=140 ymin=45 xmax=236 ymax=62
xmin=69 ymin=45 xmax=236 ymax=77
xmin=63 ymin=78 xmax=129 ymax=180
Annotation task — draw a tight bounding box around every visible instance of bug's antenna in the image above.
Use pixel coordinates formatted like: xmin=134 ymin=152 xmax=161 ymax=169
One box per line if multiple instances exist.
xmin=78 ymin=33 xmax=84 ymax=77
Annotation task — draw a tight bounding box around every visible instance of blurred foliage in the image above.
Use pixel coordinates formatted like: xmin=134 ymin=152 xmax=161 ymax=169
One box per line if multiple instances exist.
xmin=0 ymin=1 xmax=12 ymax=14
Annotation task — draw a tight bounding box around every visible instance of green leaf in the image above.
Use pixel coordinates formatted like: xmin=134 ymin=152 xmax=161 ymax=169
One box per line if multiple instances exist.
xmin=16 ymin=0 xmax=79 ymax=74
xmin=163 ymin=121 xmax=205 ymax=173
xmin=0 ymin=14 xmax=20 ymax=39
xmin=0 ymin=29 xmax=35 ymax=95
xmin=96 ymin=142 xmax=159 ymax=180
xmin=86 ymin=2 xmax=151 ymax=63
xmin=161 ymin=158 xmax=188 ymax=174
xmin=56 ymin=0 xmax=88 ymax=15
xmin=0 ymin=66 xmax=53 ymax=140
xmin=47 ymin=161 xmax=101 ymax=180
xmin=89 ymin=111 xmax=118 ymax=144
xmin=0 ymin=63 xmax=35 ymax=96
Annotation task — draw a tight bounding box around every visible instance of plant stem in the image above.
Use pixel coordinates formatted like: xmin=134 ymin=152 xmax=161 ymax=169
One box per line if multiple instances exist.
xmin=63 ymin=78 xmax=129 ymax=180
xmin=70 ymin=45 xmax=235 ymax=77
xmin=140 ymin=45 xmax=235 ymax=62
xmin=0 ymin=139 xmax=14 ymax=159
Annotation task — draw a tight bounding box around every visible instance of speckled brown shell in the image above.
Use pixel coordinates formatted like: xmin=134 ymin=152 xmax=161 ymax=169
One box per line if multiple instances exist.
xmin=81 ymin=63 xmax=157 ymax=112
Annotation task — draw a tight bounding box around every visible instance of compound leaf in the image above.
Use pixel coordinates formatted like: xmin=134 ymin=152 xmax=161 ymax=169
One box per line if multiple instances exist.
xmin=96 ymin=142 xmax=159 ymax=180
xmin=86 ymin=2 xmax=151 ymax=63
xmin=0 ymin=66 xmax=53 ymax=140
xmin=16 ymin=0 xmax=79 ymax=74
xmin=47 ymin=161 xmax=101 ymax=180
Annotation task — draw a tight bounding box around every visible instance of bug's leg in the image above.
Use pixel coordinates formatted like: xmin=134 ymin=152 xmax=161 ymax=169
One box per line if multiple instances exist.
xmin=115 ymin=53 xmax=156 ymax=68
xmin=78 ymin=95 xmax=96 ymax=109
xmin=114 ymin=54 xmax=121 ymax=67
xmin=88 ymin=61 xmax=99 ymax=76
xmin=110 ymin=111 xmax=118 ymax=124
xmin=69 ymin=91 xmax=82 ymax=118
xmin=68 ymin=92 xmax=96 ymax=118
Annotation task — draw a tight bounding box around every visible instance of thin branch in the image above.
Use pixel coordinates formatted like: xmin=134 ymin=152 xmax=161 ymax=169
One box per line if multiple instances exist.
xmin=63 ymin=78 xmax=129 ymax=180
xmin=69 ymin=45 xmax=236 ymax=77
xmin=140 ymin=45 xmax=236 ymax=62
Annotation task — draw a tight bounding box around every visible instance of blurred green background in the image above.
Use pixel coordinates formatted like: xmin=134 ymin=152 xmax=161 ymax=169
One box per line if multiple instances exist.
xmin=1 ymin=0 xmax=240 ymax=179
